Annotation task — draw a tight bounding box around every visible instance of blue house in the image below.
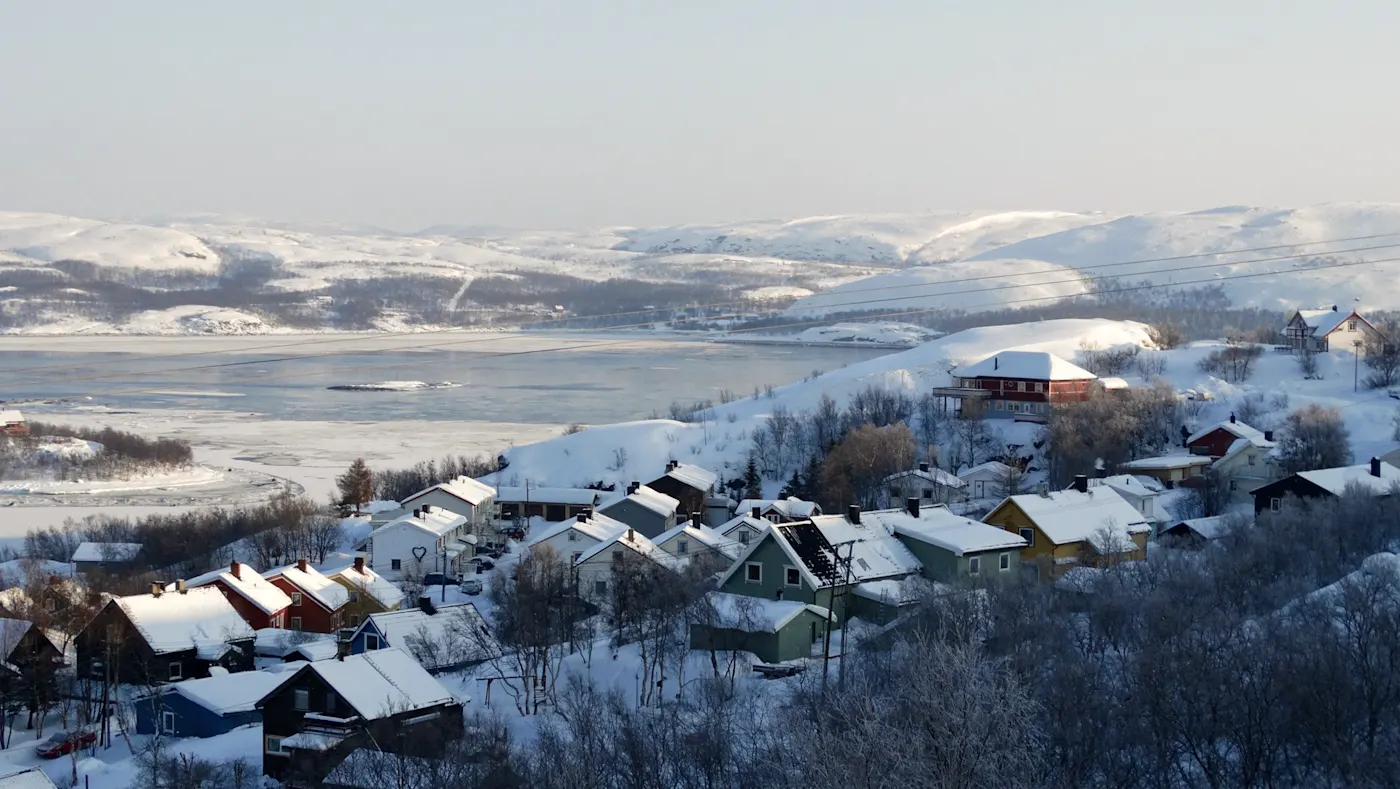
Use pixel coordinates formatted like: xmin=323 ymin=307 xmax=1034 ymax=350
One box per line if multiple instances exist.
xmin=135 ymin=664 xmax=302 ymax=738
xmin=347 ymin=599 xmax=500 ymax=673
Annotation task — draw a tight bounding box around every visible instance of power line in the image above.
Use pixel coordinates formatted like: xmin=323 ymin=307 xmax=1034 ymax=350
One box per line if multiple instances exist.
xmin=5 ymin=231 xmax=1398 ymax=380
xmin=6 ymin=252 xmax=1397 ymax=402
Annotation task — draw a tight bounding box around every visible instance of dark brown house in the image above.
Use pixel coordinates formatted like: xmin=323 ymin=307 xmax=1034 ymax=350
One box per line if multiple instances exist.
xmin=256 ymin=647 xmax=463 ymax=787
xmin=644 ymin=461 xmax=717 ymax=518
xmin=76 ymin=584 xmax=255 ymax=685
xmin=1251 ymin=458 xmax=1400 ymax=515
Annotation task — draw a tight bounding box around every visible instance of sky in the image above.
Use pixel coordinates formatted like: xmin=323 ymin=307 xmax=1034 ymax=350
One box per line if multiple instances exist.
xmin=3 ymin=1 xmax=1400 ymax=231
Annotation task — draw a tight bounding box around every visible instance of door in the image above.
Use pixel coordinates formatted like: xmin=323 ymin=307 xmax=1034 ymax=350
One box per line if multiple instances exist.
xmin=974 ymin=480 xmax=985 ymax=498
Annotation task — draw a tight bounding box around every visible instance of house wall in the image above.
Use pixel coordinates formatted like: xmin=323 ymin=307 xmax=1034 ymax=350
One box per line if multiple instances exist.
xmin=347 ymin=620 xmax=388 ymax=655
xmin=1213 ymin=447 xmax=1281 ymax=503
xmin=689 ymin=610 xmax=829 ymax=664
xmin=983 ymin=501 xmax=1139 ymax=580
xmin=1188 ymin=428 xmax=1240 ymax=458
xmin=499 ymin=501 xmax=591 ymax=522
xmin=645 ymin=476 xmax=708 ymax=517
xmin=267 ymin=579 xmax=342 ymax=634
xmin=722 ymin=522 xmax=765 ymax=548
xmin=597 ymin=499 xmax=673 ymax=539
xmin=961 ymin=471 xmax=1005 ymax=500
xmin=368 ymin=522 xmax=453 ymax=582
xmin=895 ymin=535 xmax=1021 ymax=582
xmin=331 ymin=578 xmax=394 ymax=629
xmin=716 ymin=537 xmax=852 ymax=623
xmin=529 ymin=529 xmax=605 ymax=566
xmin=209 ymin=579 xmax=285 ymax=631
xmin=886 ymin=475 xmax=965 ymax=505
xmin=1251 ymin=477 xmax=1334 ymax=514
xmin=135 ymin=692 xmax=250 ymax=738
xmin=654 ymin=533 xmax=729 ymax=566
xmin=1321 ymin=313 xmax=1378 ymax=351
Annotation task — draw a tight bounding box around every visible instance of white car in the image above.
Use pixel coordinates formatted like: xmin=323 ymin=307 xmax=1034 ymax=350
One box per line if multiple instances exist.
xmin=460 ymin=579 xmax=483 ymax=596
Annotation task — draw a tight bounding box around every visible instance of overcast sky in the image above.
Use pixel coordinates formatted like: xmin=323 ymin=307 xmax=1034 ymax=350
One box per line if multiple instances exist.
xmin=3 ymin=1 xmax=1398 ymax=231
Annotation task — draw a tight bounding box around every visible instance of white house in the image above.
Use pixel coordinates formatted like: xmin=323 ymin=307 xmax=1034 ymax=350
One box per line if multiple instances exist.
xmin=653 ymin=520 xmax=739 ymax=563
xmin=527 ymin=511 xmax=629 ymax=565
xmin=716 ymin=513 xmax=770 ymax=548
xmin=1211 ymin=434 xmax=1281 ymax=501
xmin=575 ymin=528 xmax=682 ymax=600
xmin=1281 ymin=305 xmax=1380 ymax=352
xmin=734 ymin=497 xmax=822 ymax=523
xmin=365 ymin=505 xmax=472 ymax=581
xmin=1072 ymin=475 xmax=1169 ymax=526
xmin=884 ymin=462 xmax=967 ymax=505
xmin=373 ymin=477 xmax=497 ymax=542
xmin=959 ymin=461 xmax=1016 ymax=500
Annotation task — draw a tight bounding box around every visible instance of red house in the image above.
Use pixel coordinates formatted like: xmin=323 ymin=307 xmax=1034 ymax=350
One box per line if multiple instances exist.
xmin=180 ymin=561 xmax=292 ymax=631
xmin=1186 ymin=415 xmax=1273 ymax=458
xmin=1 ymin=410 xmax=28 ymax=438
xmin=941 ymin=350 xmax=1098 ymax=423
xmin=264 ymin=560 xmax=350 ymax=633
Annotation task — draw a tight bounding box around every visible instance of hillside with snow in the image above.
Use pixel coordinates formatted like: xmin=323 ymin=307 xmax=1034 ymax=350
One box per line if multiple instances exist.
xmin=5 ymin=204 xmax=1400 ymax=334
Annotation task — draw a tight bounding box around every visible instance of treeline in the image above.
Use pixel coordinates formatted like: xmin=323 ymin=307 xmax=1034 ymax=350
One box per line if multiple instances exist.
xmin=373 ymin=454 xmax=500 ymax=503
xmin=1 ymin=422 xmax=193 ymax=482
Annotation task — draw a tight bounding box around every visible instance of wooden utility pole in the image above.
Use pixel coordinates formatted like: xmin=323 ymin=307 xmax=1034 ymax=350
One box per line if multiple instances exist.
xmin=820 ymin=539 xmax=860 ymax=692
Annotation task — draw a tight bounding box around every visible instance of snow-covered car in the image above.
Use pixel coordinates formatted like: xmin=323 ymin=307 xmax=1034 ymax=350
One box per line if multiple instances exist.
xmin=461 ymin=579 xmax=484 ymax=595
xmin=35 ymin=730 xmax=96 ymax=758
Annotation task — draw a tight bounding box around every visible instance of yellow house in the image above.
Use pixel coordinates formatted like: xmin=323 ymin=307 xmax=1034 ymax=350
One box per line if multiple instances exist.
xmin=326 ymin=557 xmax=405 ymax=627
xmin=982 ymin=478 xmax=1151 ymax=579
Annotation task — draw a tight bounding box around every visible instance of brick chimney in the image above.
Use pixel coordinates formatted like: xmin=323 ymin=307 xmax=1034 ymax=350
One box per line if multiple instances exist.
xmin=906 ymin=497 xmax=920 ymax=518
xmin=1264 ymin=430 xmax=1274 ymax=442
xmin=353 ymin=556 xmax=365 ymax=574
xmin=230 ymin=561 xmax=241 ymax=580
xmin=577 ymin=512 xmax=590 ymax=522
xmin=1229 ymin=412 xmax=1236 ymax=424
xmin=847 ymin=505 xmax=861 ymax=524
xmin=297 ymin=559 xmax=308 ymax=573
xmin=690 ymin=511 xmax=702 ymax=526
xmin=176 ymin=579 xmax=187 ymax=594
xmin=150 ymin=583 xmax=162 ymax=598
xmin=628 ymin=481 xmax=640 ymax=495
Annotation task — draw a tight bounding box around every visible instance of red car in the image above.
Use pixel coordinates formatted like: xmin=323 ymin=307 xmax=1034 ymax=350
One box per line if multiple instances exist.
xmin=34 ymin=730 xmax=96 ymax=758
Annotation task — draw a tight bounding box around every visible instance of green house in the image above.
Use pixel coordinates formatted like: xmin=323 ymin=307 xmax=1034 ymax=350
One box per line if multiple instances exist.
xmin=885 ymin=502 xmax=1027 ymax=582
xmin=689 ymin=592 xmax=832 ymax=664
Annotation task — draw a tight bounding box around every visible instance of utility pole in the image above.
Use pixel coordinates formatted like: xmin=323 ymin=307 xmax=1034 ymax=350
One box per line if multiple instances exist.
xmin=820 ymin=538 xmax=860 ymax=693
xmin=836 ymin=541 xmax=857 ymax=691
xmin=1355 ymin=340 xmax=1363 ymax=392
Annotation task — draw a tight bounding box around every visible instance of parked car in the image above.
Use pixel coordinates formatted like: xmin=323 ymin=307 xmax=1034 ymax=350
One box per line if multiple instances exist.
xmin=498 ymin=527 xmax=525 ymax=541
xmin=461 ymin=579 xmax=484 ymax=595
xmin=470 ymin=557 xmax=496 ymax=571
xmin=35 ymin=730 xmax=96 ymax=758
xmin=421 ymin=573 xmax=458 ymax=587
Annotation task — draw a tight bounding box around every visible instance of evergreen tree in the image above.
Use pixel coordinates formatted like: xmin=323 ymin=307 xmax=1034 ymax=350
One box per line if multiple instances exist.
xmin=743 ymin=455 xmax=763 ymax=500
xmin=779 ymin=467 xmax=804 ymax=500
xmin=337 ymin=457 xmax=374 ymax=514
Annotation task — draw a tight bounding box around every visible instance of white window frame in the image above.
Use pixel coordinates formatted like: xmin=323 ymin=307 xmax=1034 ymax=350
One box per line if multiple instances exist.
xmin=265 ymin=735 xmax=286 ymax=755
xmin=594 ymin=580 xmax=607 ymax=596
xmin=1349 ymin=320 xmax=1358 ymax=331
xmin=1018 ymin=528 xmax=1035 ymax=547
xmin=784 ymin=566 xmax=801 ymax=587
xmin=571 ymin=551 xmax=582 ymax=563
xmin=999 ymin=552 xmax=1010 ymax=571
xmin=568 ymin=531 xmax=578 ymax=542
xmin=745 ymin=562 xmax=763 ymax=584
xmin=168 ymin=661 xmax=182 ymax=681
xmin=161 ymin=710 xmax=176 ymax=734
xmin=294 ymin=688 xmax=309 ymax=711
xmin=969 ymin=557 xmax=981 ymax=576
xmin=1270 ymin=497 xmax=1281 ymax=512
xmin=290 ymin=617 xmax=303 ymax=631
xmin=365 ymin=633 xmax=381 ymax=650
xmin=1034 ymin=382 xmax=1044 ymax=393
xmin=677 ymin=540 xmax=689 ymax=555
xmin=44 ymin=597 xmax=56 ymax=613
xmin=1247 ymin=454 xmax=1255 ymax=466
xmin=290 ymin=592 xmax=303 ymax=607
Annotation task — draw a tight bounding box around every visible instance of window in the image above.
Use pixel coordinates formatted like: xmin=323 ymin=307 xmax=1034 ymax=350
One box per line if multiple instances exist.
xmin=999 ymin=552 xmax=1010 ymax=571
xmin=290 ymin=592 xmax=303 ymax=607
xmin=1018 ymin=528 xmax=1034 ymax=547
xmin=993 ymin=400 xmax=1003 ymax=410
xmin=568 ymin=531 xmax=577 ymax=542
xmin=739 ymin=531 xmax=750 ymax=544
xmin=348 ymin=591 xmax=359 ymax=603
xmin=571 ymin=551 xmax=582 ymax=563
xmin=326 ymin=693 xmax=336 ymax=714
xmin=1017 ymin=381 xmax=1026 ymax=392
xmin=348 ymin=614 xmax=360 ymax=627
xmin=365 ymin=634 xmax=381 ymax=650
xmin=785 ymin=567 xmax=801 ymax=587
xmin=391 ymin=559 xmax=402 ymax=571
xmin=594 ymin=580 xmax=607 ymax=596
xmin=161 ymin=711 xmax=176 ymax=734
xmin=44 ymin=597 xmax=56 ymax=613
xmin=1350 ymin=320 xmax=1358 ymax=331
xmin=1270 ymin=497 xmax=1281 ymax=512
xmin=1247 ymin=454 xmax=1256 ymax=466
xmin=291 ymin=617 xmax=303 ymax=631
xmin=922 ymin=488 xmax=933 ymax=499
xmin=745 ymin=563 xmax=762 ymax=583
xmin=168 ymin=662 xmax=182 ymax=681
xmin=265 ymin=736 xmax=287 ymax=755
xmin=969 ymin=557 xmax=981 ymax=575
xmin=1034 ymin=382 xmax=1044 ymax=393
xmin=611 ymin=550 xmax=624 ymax=564
xmin=677 ymin=540 xmax=689 ymax=555
xmin=294 ymin=688 xmax=309 ymax=711
xmin=1229 ymin=480 xmax=1238 ymax=492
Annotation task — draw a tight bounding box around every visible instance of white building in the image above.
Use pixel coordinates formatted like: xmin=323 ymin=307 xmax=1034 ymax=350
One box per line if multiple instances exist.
xmin=884 ymin=462 xmax=968 ymax=505
xmin=959 ymin=461 xmax=1016 ymax=500
xmin=733 ymin=497 xmax=822 ymax=523
xmin=373 ymin=477 xmax=497 ymax=543
xmin=653 ymin=520 xmax=739 ymax=563
xmin=575 ymin=528 xmax=683 ymax=600
xmin=1073 ymin=475 xmax=1169 ymax=526
xmin=365 ymin=505 xmax=472 ymax=581
xmin=716 ymin=513 xmax=770 ymax=547
xmin=527 ymin=511 xmax=629 ymax=565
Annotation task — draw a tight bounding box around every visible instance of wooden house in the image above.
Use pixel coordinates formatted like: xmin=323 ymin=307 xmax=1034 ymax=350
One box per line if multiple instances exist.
xmin=883 ymin=463 xmax=967 ymax=505
xmin=0 ymin=411 xmax=27 ymax=438
xmin=574 ymin=527 xmax=683 ymax=601
xmin=76 ymin=585 xmax=255 ymax=684
xmin=1251 ymin=457 xmax=1400 ymax=515
xmin=179 ymin=561 xmax=291 ymax=631
xmin=689 ymin=592 xmax=832 ymax=664
xmin=886 ymin=500 xmax=1027 ymax=582
xmin=136 ymin=662 xmax=301 ymax=739
xmin=734 ymin=498 xmax=822 ymax=524
xmin=1160 ymin=515 xmax=1233 ymax=550
xmin=527 ymin=511 xmax=629 ymax=566
xmin=1118 ymin=455 xmax=1212 ymax=487
xmin=255 ymin=648 xmax=463 ymax=786
xmin=70 ymin=542 xmax=144 ymax=575
xmin=324 ymin=557 xmax=404 ymax=629
xmin=715 ymin=513 xmax=769 ymax=548
xmin=597 ymin=484 xmax=680 ymax=538
xmin=372 ymin=477 xmax=497 ymax=545
xmin=366 ymin=506 xmax=472 ymax=582
xmin=644 ymin=462 xmax=718 ymax=521
xmin=1187 ymin=416 xmax=1273 ymax=458
xmin=652 ymin=520 xmax=739 ymax=568
xmin=959 ymin=461 xmax=1017 ymax=500
xmin=0 ymin=617 xmax=66 ymax=670
xmin=347 ymin=598 xmax=500 ymax=673
xmin=933 ymin=350 xmax=1098 ymax=423
xmin=264 ymin=561 xmax=351 ymax=634
xmin=1281 ymin=306 xmax=1379 ymax=352
xmin=982 ymin=477 xmax=1152 ymax=579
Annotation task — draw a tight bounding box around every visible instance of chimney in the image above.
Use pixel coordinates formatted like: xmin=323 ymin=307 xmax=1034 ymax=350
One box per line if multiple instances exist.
xmin=1073 ymin=475 xmax=1089 ymax=493
xmin=751 ymin=506 xmax=762 ymax=519
xmin=1229 ymin=412 xmax=1236 ymax=424
xmin=847 ymin=505 xmax=861 ymax=524
xmin=627 ymin=528 xmax=635 ymax=542
xmin=418 ymin=594 xmax=436 ymax=615
xmin=993 ymin=356 xmax=999 ymax=371
xmin=47 ymin=575 xmax=58 ymax=587
xmin=906 ymin=497 xmax=920 ymax=518
xmin=176 ymin=579 xmax=187 ymax=594
xmin=577 ymin=512 xmax=590 ymax=523
xmin=413 ymin=507 xmax=422 ymax=519
xmin=297 ymin=559 xmax=308 ymax=573
xmin=919 ymin=462 xmax=929 ymax=473
xmin=150 ymin=583 xmax=162 ymax=598
xmin=690 ymin=511 xmax=702 ymax=526
xmin=628 ymin=481 xmax=640 ymax=495
xmin=353 ymin=556 xmax=365 ymax=574
xmin=1371 ymin=457 xmax=1382 ymax=478
xmin=1264 ymin=430 xmax=1274 ymax=442
xmin=667 ymin=460 xmax=678 ymax=471
xmin=422 ymin=504 xmax=431 ymax=514
xmin=230 ymin=561 xmax=241 ymax=580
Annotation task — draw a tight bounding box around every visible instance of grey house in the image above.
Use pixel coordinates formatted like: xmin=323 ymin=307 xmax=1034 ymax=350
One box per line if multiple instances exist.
xmin=597 ymin=484 xmax=679 ymax=539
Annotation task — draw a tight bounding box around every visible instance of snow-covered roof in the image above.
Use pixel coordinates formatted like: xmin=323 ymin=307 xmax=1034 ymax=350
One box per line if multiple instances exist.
xmin=528 ymin=512 xmax=629 ymax=547
xmin=254 ymin=629 xmax=339 ymax=661
xmin=657 ymin=463 xmax=718 ymax=492
xmin=1099 ymin=377 xmax=1130 ymax=390
xmin=113 ymin=587 xmax=255 ymax=655
xmin=703 ymin=592 xmax=830 ymax=633
xmin=1080 ymin=474 xmax=1164 ymax=500
xmin=735 ymin=497 xmax=822 ymax=519
xmin=282 ymin=731 xmax=345 ymax=752
xmin=998 ymin=488 xmax=1151 ymax=554
xmin=955 ymin=350 xmax=1097 ymax=381
xmin=884 ymin=467 xmax=967 ymax=490
xmin=717 ymin=514 xmax=769 ymax=536
xmin=576 ymin=528 xmax=683 ymax=571
xmin=1218 ymin=436 xmax=1275 ymax=466
xmin=71 ymin=542 xmax=142 ymax=563
xmin=959 ymin=461 xmax=1013 ymax=480
xmin=602 ymin=485 xmax=680 ymax=518
xmin=180 ymin=563 xmax=291 ymax=615
xmin=0 ymin=768 xmax=57 ymax=789
xmin=886 ymin=504 xmax=1027 ymax=556
xmin=171 ymin=663 xmax=302 ymax=714
xmin=290 ymin=648 xmax=458 ymax=721
xmin=368 ymin=507 xmax=468 ymax=540
xmin=324 ymin=562 xmax=403 ymax=610
xmin=357 ymin=602 xmax=500 ymax=671
xmin=1119 ymin=455 xmax=1213 ymax=471
xmin=653 ymin=522 xmax=738 ymax=558
xmin=402 ymin=476 xmax=495 ymax=507
xmin=1296 ymin=461 xmax=1400 ymax=496
xmin=1296 ymin=307 xmax=1354 ymax=337
xmin=1187 ymin=419 xmax=1269 ymax=446
xmin=493 ymin=486 xmax=599 ymax=505
xmin=0 ymin=411 xmax=23 ymax=425
xmin=1167 ymin=516 xmax=1231 ymax=541
xmin=852 ymin=577 xmax=942 ymax=605
xmin=265 ymin=563 xmax=350 ymax=611
xmin=0 ymin=618 xmax=35 ymax=660
xmin=720 ymin=510 xmax=924 ymax=590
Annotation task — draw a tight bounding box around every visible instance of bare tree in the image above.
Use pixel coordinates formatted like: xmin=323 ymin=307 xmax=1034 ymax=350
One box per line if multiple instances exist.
xmin=1276 ymin=404 xmax=1352 ymax=474
xmin=820 ymin=422 xmax=916 ymax=509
